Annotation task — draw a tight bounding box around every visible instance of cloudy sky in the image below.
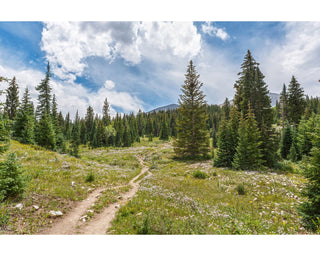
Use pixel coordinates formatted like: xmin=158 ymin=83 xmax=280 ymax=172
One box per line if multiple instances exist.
xmin=0 ymin=21 xmax=320 ymax=118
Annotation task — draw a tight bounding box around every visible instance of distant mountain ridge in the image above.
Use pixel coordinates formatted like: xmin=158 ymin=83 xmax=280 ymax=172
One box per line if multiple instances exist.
xmin=148 ymin=93 xmax=281 ymax=113
xmin=147 ymin=104 xmax=179 ymax=113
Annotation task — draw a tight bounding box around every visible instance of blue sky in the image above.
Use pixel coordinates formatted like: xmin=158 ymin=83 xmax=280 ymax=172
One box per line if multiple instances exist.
xmin=1 ymin=21 xmax=320 ymax=118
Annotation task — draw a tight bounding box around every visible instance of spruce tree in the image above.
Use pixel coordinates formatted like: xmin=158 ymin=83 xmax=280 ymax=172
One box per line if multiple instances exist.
xmin=64 ymin=113 xmax=72 ymax=140
xmin=0 ymin=117 xmax=10 ymax=154
xmin=287 ymin=76 xmax=305 ymax=125
xmin=123 ymin=118 xmax=132 ymax=147
xmin=159 ymin=113 xmax=169 ymax=140
xmin=36 ymin=113 xmax=56 ymax=150
xmin=5 ymin=76 xmax=19 ymax=120
xmin=0 ymin=153 xmax=25 ymax=201
xmin=51 ymin=94 xmax=58 ymax=129
xmin=280 ymin=83 xmax=288 ymax=127
xmin=289 ymin=125 xmax=299 ymax=161
xmin=233 ymin=50 xmax=275 ymax=167
xmin=51 ymin=94 xmax=65 ymax=151
xmin=280 ymin=121 xmax=292 ymax=159
xmin=297 ymin=114 xmax=316 ymax=157
xmin=96 ymin=119 xmax=107 ymax=147
xmin=213 ymin=118 xmax=232 ymax=167
xmin=222 ymin=97 xmax=230 ymax=120
xmin=234 ymin=50 xmax=257 ymax=114
xmin=174 ymin=60 xmax=210 ymax=158
xmin=70 ymin=111 xmax=80 ymax=157
xmin=35 ymin=62 xmax=56 ymax=150
xmin=102 ymin=97 xmax=111 ymax=126
xmin=80 ymin=119 xmax=87 ymax=145
xmin=13 ymin=87 xmax=35 ymax=144
xmin=85 ymin=106 xmax=94 ymax=142
xmin=299 ymin=115 xmax=320 ymax=231
xmin=36 ymin=62 xmax=52 ymax=118
xmin=232 ymin=105 xmax=263 ymax=170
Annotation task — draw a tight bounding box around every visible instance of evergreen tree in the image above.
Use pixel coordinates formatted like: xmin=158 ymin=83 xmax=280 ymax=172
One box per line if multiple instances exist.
xmin=280 ymin=121 xmax=292 ymax=159
xmin=70 ymin=111 xmax=80 ymax=157
xmin=51 ymin=94 xmax=58 ymax=129
xmin=213 ymin=118 xmax=232 ymax=167
xmin=36 ymin=113 xmax=56 ymax=150
xmin=136 ymin=110 xmax=145 ymax=137
xmin=287 ymin=76 xmax=305 ymax=125
xmin=123 ymin=118 xmax=132 ymax=147
xmin=64 ymin=113 xmax=72 ymax=140
xmin=0 ymin=117 xmax=10 ymax=154
xmin=234 ymin=50 xmax=257 ymax=114
xmin=89 ymin=120 xmax=98 ymax=148
xmin=36 ymin=62 xmax=52 ymax=118
xmin=227 ymin=106 xmax=240 ymax=161
xmin=299 ymin=115 xmax=320 ymax=231
xmin=297 ymin=114 xmax=316 ymax=157
xmin=232 ymin=105 xmax=263 ymax=170
xmin=4 ymin=76 xmax=19 ymax=120
xmin=280 ymin=83 xmax=288 ymax=127
xmin=289 ymin=125 xmax=299 ymax=161
xmin=96 ymin=119 xmax=107 ymax=147
xmin=51 ymin=94 xmax=65 ymax=151
xmin=13 ymin=88 xmax=35 ymax=144
xmin=159 ymin=113 xmax=169 ymax=140
xmin=85 ymin=106 xmax=94 ymax=142
xmin=114 ymin=114 xmax=124 ymax=147
xmin=233 ymin=51 xmax=275 ymax=166
xmin=102 ymin=97 xmax=111 ymax=126
xmin=0 ymin=153 xmax=25 ymax=201
xmin=80 ymin=119 xmax=87 ymax=145
xmin=174 ymin=60 xmax=210 ymax=158
xmin=222 ymin=97 xmax=230 ymax=120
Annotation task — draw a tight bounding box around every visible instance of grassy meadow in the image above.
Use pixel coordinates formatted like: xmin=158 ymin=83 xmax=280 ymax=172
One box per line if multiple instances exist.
xmin=0 ymin=138 xmax=313 ymax=234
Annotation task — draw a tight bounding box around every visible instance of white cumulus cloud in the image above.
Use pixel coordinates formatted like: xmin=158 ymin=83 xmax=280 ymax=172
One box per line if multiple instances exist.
xmin=261 ymin=22 xmax=320 ymax=96
xmin=201 ymin=22 xmax=229 ymax=40
xmin=104 ymin=80 xmax=115 ymax=90
xmin=40 ymin=22 xmax=202 ymax=81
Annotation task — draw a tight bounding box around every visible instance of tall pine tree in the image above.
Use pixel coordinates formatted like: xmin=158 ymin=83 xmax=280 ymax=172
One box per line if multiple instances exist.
xmin=5 ymin=76 xmax=19 ymax=120
xmin=13 ymin=87 xmax=35 ymax=144
xmin=287 ymin=76 xmax=305 ymax=125
xmin=174 ymin=60 xmax=210 ymax=158
xmin=280 ymin=83 xmax=288 ymax=128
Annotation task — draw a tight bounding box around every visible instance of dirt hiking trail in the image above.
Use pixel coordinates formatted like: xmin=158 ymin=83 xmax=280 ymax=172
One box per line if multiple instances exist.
xmin=39 ymin=155 xmax=151 ymax=235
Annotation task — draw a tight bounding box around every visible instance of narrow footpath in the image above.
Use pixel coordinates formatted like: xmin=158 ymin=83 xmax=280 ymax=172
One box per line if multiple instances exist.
xmin=39 ymin=155 xmax=151 ymax=235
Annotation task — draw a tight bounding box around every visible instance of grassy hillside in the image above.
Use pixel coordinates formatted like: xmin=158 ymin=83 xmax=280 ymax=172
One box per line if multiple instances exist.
xmin=0 ymin=139 xmax=312 ymax=234
xmin=0 ymin=140 xmax=141 ymax=234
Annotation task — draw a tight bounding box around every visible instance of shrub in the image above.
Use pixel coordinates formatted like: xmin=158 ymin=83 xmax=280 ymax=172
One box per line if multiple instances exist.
xmin=137 ymin=215 xmax=151 ymax=234
xmin=275 ymin=160 xmax=294 ymax=173
xmin=0 ymin=153 xmax=25 ymax=201
xmin=85 ymin=171 xmax=95 ymax=182
xmin=236 ymin=184 xmax=246 ymax=195
xmin=192 ymin=170 xmax=207 ymax=179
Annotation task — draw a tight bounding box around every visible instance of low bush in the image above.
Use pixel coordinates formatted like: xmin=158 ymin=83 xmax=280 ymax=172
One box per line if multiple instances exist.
xmin=85 ymin=171 xmax=95 ymax=183
xmin=192 ymin=170 xmax=207 ymax=179
xmin=236 ymin=183 xmax=246 ymax=195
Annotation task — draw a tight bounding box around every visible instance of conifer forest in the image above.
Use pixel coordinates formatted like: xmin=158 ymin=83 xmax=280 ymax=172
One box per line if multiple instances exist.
xmin=1 ymin=49 xmax=320 ymax=236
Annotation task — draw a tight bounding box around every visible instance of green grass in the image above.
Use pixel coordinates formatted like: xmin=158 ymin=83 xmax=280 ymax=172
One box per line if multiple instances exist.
xmin=108 ymin=142 xmax=310 ymax=234
xmin=0 ymin=139 xmax=312 ymax=234
xmin=0 ymin=140 xmax=142 ymax=234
